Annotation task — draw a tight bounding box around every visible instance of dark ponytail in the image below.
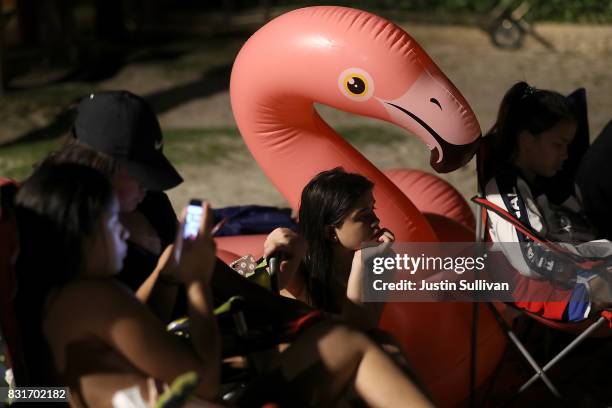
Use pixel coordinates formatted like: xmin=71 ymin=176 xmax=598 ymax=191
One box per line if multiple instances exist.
xmin=481 ymin=81 xmax=576 ymax=183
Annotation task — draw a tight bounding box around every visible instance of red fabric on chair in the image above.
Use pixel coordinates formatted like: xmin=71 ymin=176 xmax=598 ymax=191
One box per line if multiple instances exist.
xmin=602 ymin=310 xmax=612 ymax=329
xmin=512 ymin=275 xmax=571 ymax=321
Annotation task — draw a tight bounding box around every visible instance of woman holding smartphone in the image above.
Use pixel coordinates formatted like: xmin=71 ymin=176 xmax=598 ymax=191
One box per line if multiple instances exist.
xmin=15 ymin=162 xmax=220 ymax=406
xmin=48 ymin=91 xmax=312 ymax=327
xmin=15 ymin=162 xmax=432 ymax=407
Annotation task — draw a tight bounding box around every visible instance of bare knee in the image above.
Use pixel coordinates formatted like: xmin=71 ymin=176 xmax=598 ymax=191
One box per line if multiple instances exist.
xmin=318 ymin=325 xmax=372 ymax=363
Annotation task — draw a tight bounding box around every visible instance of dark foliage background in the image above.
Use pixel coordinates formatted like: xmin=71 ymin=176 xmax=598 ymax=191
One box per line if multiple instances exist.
xmin=269 ymin=0 xmax=612 ymax=22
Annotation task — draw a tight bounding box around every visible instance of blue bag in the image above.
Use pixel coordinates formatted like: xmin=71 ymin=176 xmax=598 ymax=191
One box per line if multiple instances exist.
xmin=212 ymin=205 xmax=297 ymax=236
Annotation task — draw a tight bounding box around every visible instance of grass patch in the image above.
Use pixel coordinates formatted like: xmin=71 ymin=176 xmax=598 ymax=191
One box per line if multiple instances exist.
xmin=0 ymin=139 xmax=64 ymax=181
xmin=0 ymin=125 xmax=408 ymax=180
xmin=163 ymin=128 xmax=242 ymax=164
xmin=0 ymin=83 xmax=94 ymax=108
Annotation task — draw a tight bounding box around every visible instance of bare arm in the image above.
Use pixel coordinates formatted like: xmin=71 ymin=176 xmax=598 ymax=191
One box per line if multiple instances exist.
xmin=135 ymin=245 xmax=179 ymax=323
xmin=184 ymin=279 xmax=220 ymax=392
xmin=343 ymin=254 xmax=383 ymax=330
xmin=262 ymin=227 xmax=307 ymax=294
xmin=343 ymin=229 xmax=394 ymax=329
xmin=87 ymin=203 xmax=219 ymax=399
xmin=66 ymin=280 xmax=219 ymax=400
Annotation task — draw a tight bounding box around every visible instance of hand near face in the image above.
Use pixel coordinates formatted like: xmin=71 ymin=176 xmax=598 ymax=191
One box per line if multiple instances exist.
xmin=376 ymin=228 xmax=395 ymax=244
xmin=352 ymin=227 xmax=395 ymax=270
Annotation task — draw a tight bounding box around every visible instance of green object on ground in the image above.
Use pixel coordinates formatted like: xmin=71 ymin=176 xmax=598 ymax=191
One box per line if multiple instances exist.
xmin=154 ymin=371 xmax=200 ymax=408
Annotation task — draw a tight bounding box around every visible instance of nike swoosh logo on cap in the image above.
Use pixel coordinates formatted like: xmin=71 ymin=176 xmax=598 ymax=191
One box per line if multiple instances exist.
xmin=155 ymin=140 xmax=163 ymax=150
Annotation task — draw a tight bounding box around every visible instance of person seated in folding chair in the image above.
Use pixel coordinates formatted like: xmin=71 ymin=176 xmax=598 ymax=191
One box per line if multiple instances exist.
xmin=13 ymin=161 xmax=432 ymax=407
xmin=480 ymin=81 xmax=612 ymax=322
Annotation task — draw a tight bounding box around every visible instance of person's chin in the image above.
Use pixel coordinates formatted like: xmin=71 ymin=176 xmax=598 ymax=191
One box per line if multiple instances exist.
xmin=114 ymin=254 xmax=127 ymax=273
xmin=369 ymin=229 xmax=382 ymax=241
xmin=542 ymin=168 xmax=558 ymax=178
xmin=120 ymin=200 xmax=139 ymax=213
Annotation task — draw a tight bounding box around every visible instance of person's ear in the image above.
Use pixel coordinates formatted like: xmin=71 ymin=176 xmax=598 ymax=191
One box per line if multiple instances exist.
xmin=325 ymin=225 xmax=338 ymax=242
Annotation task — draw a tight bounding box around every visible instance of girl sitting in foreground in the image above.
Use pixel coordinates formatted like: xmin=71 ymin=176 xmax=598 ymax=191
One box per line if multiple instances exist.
xmin=15 ymin=162 xmax=431 ymax=407
xmin=15 ymin=162 xmax=220 ymax=406
xmin=264 ymin=168 xmax=394 ymax=329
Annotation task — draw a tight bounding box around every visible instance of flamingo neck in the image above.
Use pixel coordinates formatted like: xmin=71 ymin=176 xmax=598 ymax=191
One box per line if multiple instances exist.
xmin=251 ymin=96 xmax=330 ymax=138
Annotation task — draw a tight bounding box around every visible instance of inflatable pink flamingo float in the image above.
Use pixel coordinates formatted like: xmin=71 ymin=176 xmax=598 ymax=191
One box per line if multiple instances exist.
xmin=229 ymin=6 xmax=505 ymax=406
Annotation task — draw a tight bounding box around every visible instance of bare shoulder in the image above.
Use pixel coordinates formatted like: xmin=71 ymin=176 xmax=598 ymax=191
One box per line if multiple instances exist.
xmin=60 ymin=278 xmax=133 ymax=301
xmin=49 ymin=279 xmax=142 ymax=322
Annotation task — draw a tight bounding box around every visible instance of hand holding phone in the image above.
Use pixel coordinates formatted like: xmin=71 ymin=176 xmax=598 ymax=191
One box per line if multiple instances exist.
xmin=173 ymin=199 xmax=216 ymax=284
xmin=183 ymin=199 xmax=203 ymax=239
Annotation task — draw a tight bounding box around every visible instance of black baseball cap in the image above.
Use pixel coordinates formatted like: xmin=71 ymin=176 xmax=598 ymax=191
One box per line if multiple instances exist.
xmin=73 ymin=90 xmax=183 ymax=191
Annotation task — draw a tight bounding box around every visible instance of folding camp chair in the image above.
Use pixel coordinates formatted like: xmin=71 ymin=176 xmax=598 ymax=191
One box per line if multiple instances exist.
xmin=473 ymin=194 xmax=612 ymax=400
xmin=471 ymin=88 xmax=612 ymax=402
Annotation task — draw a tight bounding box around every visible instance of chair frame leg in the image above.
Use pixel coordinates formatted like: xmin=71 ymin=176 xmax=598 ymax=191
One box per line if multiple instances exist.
xmin=486 ymin=304 xmax=565 ymax=399
xmin=518 ymin=316 xmax=607 ymax=395
xmin=505 ymin=327 xmax=561 ymax=397
xmin=488 ymin=304 xmax=609 ymax=401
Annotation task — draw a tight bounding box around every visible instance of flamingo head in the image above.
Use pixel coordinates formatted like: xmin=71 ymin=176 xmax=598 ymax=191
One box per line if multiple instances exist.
xmin=287 ymin=7 xmax=482 ymax=173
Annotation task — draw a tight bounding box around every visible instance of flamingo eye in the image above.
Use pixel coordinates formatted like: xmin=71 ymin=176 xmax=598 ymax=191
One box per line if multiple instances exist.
xmin=338 ymin=68 xmax=374 ymax=101
xmin=346 ymin=76 xmax=366 ymax=95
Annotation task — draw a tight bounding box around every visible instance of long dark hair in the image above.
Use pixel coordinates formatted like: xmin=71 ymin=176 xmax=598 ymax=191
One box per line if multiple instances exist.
xmin=298 ymin=167 xmax=373 ymax=312
xmin=14 ymin=162 xmax=114 ymax=385
xmin=480 ymin=81 xmax=576 ymax=183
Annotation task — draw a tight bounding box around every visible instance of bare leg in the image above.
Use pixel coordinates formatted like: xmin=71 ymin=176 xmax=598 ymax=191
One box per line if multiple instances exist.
xmin=353 ymin=336 xmax=432 ymax=408
xmin=252 ymin=322 xmax=432 ymax=407
xmin=211 ymin=262 xmax=430 ymax=406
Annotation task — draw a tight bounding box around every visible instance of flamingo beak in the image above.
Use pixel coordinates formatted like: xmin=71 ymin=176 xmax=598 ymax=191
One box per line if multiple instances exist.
xmin=430 ymin=136 xmax=481 ymax=173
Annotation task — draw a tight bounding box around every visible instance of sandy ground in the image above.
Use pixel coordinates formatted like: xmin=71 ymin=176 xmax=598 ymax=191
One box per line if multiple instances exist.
xmin=5 ymin=21 xmax=612 ymax=212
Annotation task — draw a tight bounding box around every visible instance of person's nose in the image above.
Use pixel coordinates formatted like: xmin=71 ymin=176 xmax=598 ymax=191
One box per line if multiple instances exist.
xmin=371 ymin=214 xmax=380 ymax=228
